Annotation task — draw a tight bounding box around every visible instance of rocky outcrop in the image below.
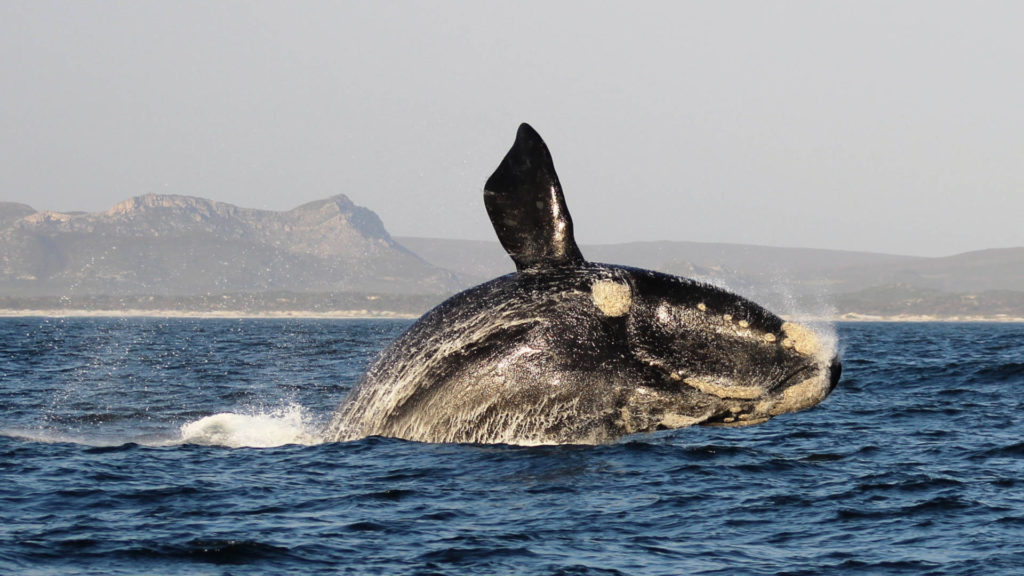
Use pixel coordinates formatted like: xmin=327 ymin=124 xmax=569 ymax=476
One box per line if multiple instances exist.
xmin=0 ymin=202 xmax=37 ymax=230
xmin=0 ymin=194 xmax=459 ymax=297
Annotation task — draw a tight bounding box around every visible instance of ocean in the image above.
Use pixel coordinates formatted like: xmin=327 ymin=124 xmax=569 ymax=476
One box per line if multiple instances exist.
xmin=1 ymin=318 xmax=1022 ymax=575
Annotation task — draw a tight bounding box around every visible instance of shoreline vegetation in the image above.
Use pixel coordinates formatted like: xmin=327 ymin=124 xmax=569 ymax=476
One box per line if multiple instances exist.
xmin=1 ymin=308 xmax=1021 ymax=323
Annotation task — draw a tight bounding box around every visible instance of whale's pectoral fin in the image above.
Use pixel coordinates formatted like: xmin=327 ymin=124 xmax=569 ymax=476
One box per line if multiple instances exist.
xmin=484 ymin=123 xmax=585 ymax=271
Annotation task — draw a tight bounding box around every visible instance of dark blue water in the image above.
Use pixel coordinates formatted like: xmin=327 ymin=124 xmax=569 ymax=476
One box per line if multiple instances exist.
xmin=2 ymin=318 xmax=1023 ymax=575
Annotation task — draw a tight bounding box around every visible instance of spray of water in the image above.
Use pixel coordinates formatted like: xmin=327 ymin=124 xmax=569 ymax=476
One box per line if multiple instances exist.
xmin=177 ymin=404 xmax=322 ymax=448
xmin=2 ymin=403 xmax=326 ymax=449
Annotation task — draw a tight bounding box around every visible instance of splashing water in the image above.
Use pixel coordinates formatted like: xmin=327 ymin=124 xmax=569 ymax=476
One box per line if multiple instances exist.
xmin=178 ymin=404 xmax=322 ymax=448
xmin=2 ymin=404 xmax=325 ymax=449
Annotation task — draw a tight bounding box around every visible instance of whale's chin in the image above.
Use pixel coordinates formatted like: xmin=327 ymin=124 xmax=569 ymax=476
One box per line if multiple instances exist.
xmin=702 ymin=357 xmax=840 ymax=427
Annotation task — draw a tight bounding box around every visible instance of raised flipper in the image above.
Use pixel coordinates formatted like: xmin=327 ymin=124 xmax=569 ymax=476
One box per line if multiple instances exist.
xmin=484 ymin=123 xmax=585 ymax=271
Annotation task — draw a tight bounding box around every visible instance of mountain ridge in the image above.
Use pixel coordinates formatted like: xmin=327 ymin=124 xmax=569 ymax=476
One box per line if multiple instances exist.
xmin=0 ymin=194 xmax=459 ymax=298
xmin=1 ymin=195 xmax=1021 ymax=318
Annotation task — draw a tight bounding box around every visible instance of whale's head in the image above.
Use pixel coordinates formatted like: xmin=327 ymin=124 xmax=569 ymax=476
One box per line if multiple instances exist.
xmin=480 ymin=123 xmax=841 ymax=435
xmin=588 ymin=269 xmax=841 ymax=430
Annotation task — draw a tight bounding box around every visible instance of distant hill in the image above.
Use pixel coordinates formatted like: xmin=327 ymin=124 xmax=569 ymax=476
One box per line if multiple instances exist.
xmin=397 ymin=237 xmax=1024 ymax=319
xmin=0 ymin=195 xmax=459 ymax=298
xmin=0 ymin=202 xmax=36 ymax=226
xmin=1 ymin=196 xmax=1021 ymax=319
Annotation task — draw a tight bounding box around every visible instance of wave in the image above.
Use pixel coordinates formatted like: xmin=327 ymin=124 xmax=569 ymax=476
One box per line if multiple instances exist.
xmin=971 ymin=361 xmax=1024 ymax=383
xmin=1 ymin=403 xmax=326 ymax=449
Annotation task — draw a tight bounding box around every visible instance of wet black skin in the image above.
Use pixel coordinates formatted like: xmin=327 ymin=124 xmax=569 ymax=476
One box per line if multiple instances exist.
xmin=330 ymin=263 xmax=840 ymax=444
xmin=327 ymin=124 xmax=841 ymax=444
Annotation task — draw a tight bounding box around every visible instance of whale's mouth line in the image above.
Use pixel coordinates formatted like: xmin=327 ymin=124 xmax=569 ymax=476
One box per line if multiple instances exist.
xmin=670 ymin=363 xmax=817 ymax=401
xmin=695 ymin=364 xmax=821 ymax=427
xmin=701 ymin=413 xmax=772 ymax=427
xmin=771 ymin=364 xmax=817 ymax=394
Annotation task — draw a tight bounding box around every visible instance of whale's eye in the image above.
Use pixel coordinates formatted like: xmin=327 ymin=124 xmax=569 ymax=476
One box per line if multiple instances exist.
xmin=591 ymin=280 xmax=632 ymax=317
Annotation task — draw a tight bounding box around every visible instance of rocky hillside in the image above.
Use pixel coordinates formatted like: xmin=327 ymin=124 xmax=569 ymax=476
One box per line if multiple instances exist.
xmin=2 ymin=196 xmax=1021 ymax=319
xmin=0 ymin=195 xmax=459 ymax=298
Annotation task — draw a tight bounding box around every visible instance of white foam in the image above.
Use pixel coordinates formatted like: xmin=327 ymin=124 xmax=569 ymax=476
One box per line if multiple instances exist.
xmin=177 ymin=404 xmax=322 ymax=448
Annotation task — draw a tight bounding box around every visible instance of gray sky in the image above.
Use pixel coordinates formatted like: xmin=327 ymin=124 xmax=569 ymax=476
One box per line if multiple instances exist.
xmin=2 ymin=1 xmax=1021 ymax=257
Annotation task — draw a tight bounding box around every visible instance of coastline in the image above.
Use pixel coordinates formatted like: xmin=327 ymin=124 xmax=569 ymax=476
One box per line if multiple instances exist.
xmin=785 ymin=313 xmax=1024 ymax=323
xmin=832 ymin=313 xmax=1024 ymax=323
xmin=1 ymin=309 xmax=1022 ymax=323
xmin=0 ymin=309 xmax=420 ymax=320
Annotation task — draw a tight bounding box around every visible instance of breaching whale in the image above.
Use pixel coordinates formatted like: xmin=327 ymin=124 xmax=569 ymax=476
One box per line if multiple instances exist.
xmin=326 ymin=124 xmax=841 ymax=445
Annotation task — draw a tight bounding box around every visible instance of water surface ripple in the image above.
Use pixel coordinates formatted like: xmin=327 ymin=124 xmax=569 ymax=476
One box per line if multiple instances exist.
xmin=2 ymin=319 xmax=1023 ymax=574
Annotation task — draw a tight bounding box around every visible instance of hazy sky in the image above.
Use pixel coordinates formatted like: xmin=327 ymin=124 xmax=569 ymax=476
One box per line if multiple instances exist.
xmin=2 ymin=1 xmax=1021 ymax=257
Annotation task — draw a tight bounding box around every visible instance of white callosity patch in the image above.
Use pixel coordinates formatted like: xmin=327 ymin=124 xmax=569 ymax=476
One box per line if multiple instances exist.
xmin=780 ymin=321 xmax=823 ymax=356
xmin=754 ymin=321 xmax=839 ymax=417
xmin=763 ymin=374 xmax=831 ymax=415
xmin=641 ymin=299 xmax=840 ymax=428
xmin=659 ymin=412 xmax=708 ymax=429
xmin=663 ymin=299 xmax=761 ymax=342
xmin=685 ymin=319 xmax=838 ymax=423
xmin=591 ymin=280 xmax=632 ymax=317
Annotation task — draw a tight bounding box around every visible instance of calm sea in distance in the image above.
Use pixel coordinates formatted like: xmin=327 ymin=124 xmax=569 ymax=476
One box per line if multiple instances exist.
xmin=2 ymin=318 xmax=1023 ymax=575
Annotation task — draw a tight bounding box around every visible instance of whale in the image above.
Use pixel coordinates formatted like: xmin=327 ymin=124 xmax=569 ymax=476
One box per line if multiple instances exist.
xmin=326 ymin=124 xmax=841 ymax=445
